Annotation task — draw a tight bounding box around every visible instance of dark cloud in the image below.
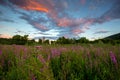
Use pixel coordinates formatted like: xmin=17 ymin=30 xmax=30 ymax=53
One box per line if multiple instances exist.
xmin=94 ymin=0 xmax=120 ymax=24
xmin=104 ymin=0 xmax=120 ymax=19
xmin=9 ymin=0 xmax=27 ymax=6
xmin=0 ymin=0 xmax=6 ymax=4
xmin=0 ymin=11 xmax=2 ymax=15
xmin=33 ymin=32 xmax=48 ymax=35
xmin=14 ymin=30 xmax=26 ymax=34
xmin=0 ymin=18 xmax=15 ymax=23
xmin=19 ymin=11 xmax=50 ymax=31
xmin=94 ymin=30 xmax=109 ymax=34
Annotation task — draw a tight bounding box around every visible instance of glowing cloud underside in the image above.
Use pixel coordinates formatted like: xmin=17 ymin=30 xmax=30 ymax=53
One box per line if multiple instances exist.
xmin=21 ymin=0 xmax=48 ymax=12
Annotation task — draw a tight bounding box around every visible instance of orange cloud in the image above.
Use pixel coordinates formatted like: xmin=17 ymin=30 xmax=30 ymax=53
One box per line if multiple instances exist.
xmin=21 ymin=0 xmax=48 ymax=12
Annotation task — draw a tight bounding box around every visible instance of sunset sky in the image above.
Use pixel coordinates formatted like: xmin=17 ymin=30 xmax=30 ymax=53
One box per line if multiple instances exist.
xmin=0 ymin=0 xmax=120 ymax=40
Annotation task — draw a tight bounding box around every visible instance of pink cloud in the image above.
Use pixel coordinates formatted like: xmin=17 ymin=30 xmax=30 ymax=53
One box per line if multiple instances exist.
xmin=56 ymin=17 xmax=94 ymax=36
xmin=33 ymin=23 xmax=48 ymax=30
xmin=82 ymin=19 xmax=94 ymax=30
xmin=0 ymin=34 xmax=12 ymax=38
xmin=57 ymin=18 xmax=85 ymax=27
xmin=57 ymin=17 xmax=73 ymax=27
xmin=72 ymin=28 xmax=84 ymax=35
xmin=80 ymin=0 xmax=86 ymax=5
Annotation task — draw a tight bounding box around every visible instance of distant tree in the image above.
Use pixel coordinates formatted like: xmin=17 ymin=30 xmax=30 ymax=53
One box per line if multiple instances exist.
xmin=26 ymin=39 xmax=35 ymax=45
xmin=12 ymin=35 xmax=28 ymax=45
xmin=77 ymin=37 xmax=89 ymax=43
xmin=44 ymin=39 xmax=49 ymax=44
xmin=56 ymin=36 xmax=70 ymax=44
xmin=38 ymin=39 xmax=42 ymax=44
xmin=70 ymin=38 xmax=76 ymax=44
xmin=23 ymin=35 xmax=28 ymax=42
xmin=12 ymin=35 xmax=21 ymax=44
xmin=51 ymin=41 xmax=56 ymax=44
xmin=0 ymin=38 xmax=12 ymax=44
xmin=56 ymin=37 xmax=64 ymax=44
xmin=12 ymin=35 xmax=21 ymax=40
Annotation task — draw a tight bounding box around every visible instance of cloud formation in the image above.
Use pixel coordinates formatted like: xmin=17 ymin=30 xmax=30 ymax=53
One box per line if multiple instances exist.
xmin=94 ymin=0 xmax=120 ymax=24
xmin=0 ymin=0 xmax=5 ymax=4
xmin=33 ymin=23 xmax=48 ymax=30
xmin=0 ymin=11 xmax=2 ymax=14
xmin=80 ymin=0 xmax=86 ymax=5
xmin=0 ymin=0 xmax=119 ymax=38
xmin=94 ymin=30 xmax=110 ymax=34
xmin=0 ymin=18 xmax=15 ymax=23
xmin=10 ymin=0 xmax=49 ymax=12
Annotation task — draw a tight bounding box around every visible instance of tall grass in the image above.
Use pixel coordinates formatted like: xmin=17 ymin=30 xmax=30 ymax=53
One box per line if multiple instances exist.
xmin=0 ymin=44 xmax=120 ymax=80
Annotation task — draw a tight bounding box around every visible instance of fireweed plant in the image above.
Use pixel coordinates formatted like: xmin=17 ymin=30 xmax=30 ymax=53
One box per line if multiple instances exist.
xmin=0 ymin=44 xmax=120 ymax=80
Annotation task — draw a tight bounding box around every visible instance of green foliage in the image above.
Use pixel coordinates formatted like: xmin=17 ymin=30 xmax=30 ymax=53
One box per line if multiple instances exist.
xmin=50 ymin=47 xmax=120 ymax=80
xmin=27 ymin=39 xmax=36 ymax=45
xmin=12 ymin=35 xmax=28 ymax=45
xmin=38 ymin=39 xmax=42 ymax=44
xmin=44 ymin=39 xmax=49 ymax=44
xmin=76 ymin=37 xmax=89 ymax=43
xmin=0 ymin=38 xmax=12 ymax=45
xmin=56 ymin=36 xmax=70 ymax=44
xmin=0 ymin=44 xmax=120 ymax=80
xmin=0 ymin=34 xmax=120 ymax=45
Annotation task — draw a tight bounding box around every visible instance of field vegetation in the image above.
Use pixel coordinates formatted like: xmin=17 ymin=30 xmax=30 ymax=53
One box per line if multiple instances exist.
xmin=0 ymin=43 xmax=120 ymax=80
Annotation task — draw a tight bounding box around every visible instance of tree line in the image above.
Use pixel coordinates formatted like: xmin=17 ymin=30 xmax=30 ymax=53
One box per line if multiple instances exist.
xmin=0 ymin=35 xmax=120 ymax=45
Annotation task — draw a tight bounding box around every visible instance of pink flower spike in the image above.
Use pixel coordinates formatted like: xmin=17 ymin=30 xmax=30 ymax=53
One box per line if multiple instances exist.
xmin=0 ymin=50 xmax=2 ymax=55
xmin=110 ymin=51 xmax=117 ymax=64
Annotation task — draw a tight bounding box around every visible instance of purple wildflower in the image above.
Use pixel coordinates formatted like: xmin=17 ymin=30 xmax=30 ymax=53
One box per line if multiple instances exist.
xmin=60 ymin=47 xmax=67 ymax=52
xmin=87 ymin=50 xmax=90 ymax=58
xmin=23 ymin=47 xmax=27 ymax=53
xmin=0 ymin=50 xmax=2 ymax=55
xmin=32 ymin=75 xmax=36 ymax=80
xmin=35 ymin=46 xmax=42 ymax=50
xmin=38 ymin=55 xmax=46 ymax=64
xmin=32 ymin=77 xmax=36 ymax=80
xmin=47 ymin=54 xmax=51 ymax=61
xmin=51 ymin=48 xmax=61 ymax=58
xmin=110 ymin=51 xmax=117 ymax=64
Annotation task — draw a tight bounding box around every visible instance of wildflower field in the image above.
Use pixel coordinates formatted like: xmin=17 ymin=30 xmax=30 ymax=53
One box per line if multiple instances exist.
xmin=0 ymin=44 xmax=120 ymax=80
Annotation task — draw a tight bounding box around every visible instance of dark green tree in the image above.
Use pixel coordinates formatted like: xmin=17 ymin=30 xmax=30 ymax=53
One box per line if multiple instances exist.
xmin=77 ymin=37 xmax=89 ymax=43
xmin=38 ymin=39 xmax=42 ymax=44
xmin=56 ymin=37 xmax=70 ymax=44
xmin=12 ymin=35 xmax=28 ymax=45
xmin=44 ymin=39 xmax=49 ymax=44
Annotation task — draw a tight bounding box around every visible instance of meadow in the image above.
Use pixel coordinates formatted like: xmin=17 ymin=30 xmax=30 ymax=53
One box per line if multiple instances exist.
xmin=0 ymin=44 xmax=120 ymax=80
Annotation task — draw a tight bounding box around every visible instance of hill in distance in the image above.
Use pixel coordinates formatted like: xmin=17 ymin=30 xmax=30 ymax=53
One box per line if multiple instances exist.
xmin=105 ymin=33 xmax=120 ymax=40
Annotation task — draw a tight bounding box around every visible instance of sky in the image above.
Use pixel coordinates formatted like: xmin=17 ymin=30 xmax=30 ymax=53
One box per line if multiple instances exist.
xmin=0 ymin=0 xmax=120 ymax=40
